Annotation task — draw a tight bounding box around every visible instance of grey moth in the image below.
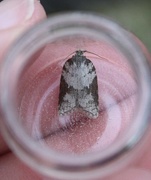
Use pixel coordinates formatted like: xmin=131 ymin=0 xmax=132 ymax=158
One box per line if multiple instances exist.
xmin=58 ymin=50 xmax=99 ymax=119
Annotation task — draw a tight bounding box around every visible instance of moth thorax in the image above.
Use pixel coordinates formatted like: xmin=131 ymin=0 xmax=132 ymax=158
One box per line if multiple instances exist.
xmin=74 ymin=56 xmax=85 ymax=67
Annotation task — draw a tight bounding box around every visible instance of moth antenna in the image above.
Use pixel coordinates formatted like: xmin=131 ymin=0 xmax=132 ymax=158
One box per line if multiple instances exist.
xmin=62 ymin=51 xmax=76 ymax=62
xmin=84 ymin=50 xmax=108 ymax=60
xmin=63 ymin=50 xmax=83 ymax=61
xmin=63 ymin=50 xmax=87 ymax=61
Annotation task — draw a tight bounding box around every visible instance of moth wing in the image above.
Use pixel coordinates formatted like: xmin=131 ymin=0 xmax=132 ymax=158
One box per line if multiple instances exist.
xmin=58 ymin=59 xmax=77 ymax=116
xmin=78 ymin=58 xmax=99 ymax=118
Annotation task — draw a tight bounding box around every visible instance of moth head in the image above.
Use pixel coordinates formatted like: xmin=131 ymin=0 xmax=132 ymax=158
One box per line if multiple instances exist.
xmin=75 ymin=50 xmax=86 ymax=56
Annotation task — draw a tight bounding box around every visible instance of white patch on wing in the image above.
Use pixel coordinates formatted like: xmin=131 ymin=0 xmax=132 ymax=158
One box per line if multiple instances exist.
xmin=78 ymin=92 xmax=98 ymax=118
xmin=63 ymin=61 xmax=96 ymax=90
xmin=59 ymin=93 xmax=76 ymax=115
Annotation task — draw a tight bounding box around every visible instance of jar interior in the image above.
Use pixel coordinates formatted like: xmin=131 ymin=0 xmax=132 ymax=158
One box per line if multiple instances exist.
xmin=16 ymin=35 xmax=138 ymax=155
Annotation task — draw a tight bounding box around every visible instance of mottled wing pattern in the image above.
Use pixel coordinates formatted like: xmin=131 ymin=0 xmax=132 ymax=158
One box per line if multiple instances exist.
xmin=77 ymin=57 xmax=99 ymax=118
xmin=58 ymin=51 xmax=99 ymax=118
xmin=58 ymin=57 xmax=77 ymax=116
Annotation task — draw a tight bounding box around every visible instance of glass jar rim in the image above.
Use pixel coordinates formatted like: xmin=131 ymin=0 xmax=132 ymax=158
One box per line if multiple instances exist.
xmin=0 ymin=12 xmax=151 ymax=179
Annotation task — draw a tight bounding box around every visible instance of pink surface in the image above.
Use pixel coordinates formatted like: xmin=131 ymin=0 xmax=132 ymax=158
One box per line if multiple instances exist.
xmin=17 ymin=38 xmax=137 ymax=154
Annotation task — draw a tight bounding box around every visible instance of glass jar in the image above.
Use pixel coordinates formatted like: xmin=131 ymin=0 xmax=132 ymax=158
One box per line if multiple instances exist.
xmin=0 ymin=12 xmax=151 ymax=180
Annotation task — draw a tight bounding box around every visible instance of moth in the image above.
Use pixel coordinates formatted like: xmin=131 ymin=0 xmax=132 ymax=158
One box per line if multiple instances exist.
xmin=58 ymin=50 xmax=99 ymax=119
